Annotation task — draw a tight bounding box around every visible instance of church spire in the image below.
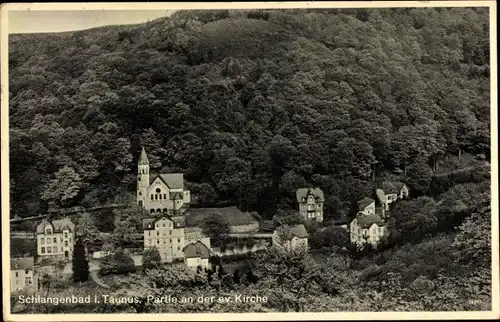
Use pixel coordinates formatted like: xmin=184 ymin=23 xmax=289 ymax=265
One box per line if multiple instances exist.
xmin=139 ymin=147 xmax=149 ymax=165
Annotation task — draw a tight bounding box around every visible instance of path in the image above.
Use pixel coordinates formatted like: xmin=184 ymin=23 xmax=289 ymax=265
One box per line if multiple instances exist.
xmin=89 ymin=261 xmax=110 ymax=289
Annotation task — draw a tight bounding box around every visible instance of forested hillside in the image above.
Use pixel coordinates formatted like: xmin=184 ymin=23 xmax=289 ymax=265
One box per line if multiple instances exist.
xmin=9 ymin=8 xmax=490 ymax=220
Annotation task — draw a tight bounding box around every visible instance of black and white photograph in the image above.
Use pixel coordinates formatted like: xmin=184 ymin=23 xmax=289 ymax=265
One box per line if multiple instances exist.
xmin=1 ymin=1 xmax=498 ymax=320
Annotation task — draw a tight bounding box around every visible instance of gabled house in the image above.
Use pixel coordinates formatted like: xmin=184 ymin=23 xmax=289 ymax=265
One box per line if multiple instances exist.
xmin=376 ymin=181 xmax=409 ymax=211
xmin=357 ymin=197 xmax=376 ymax=216
xmin=10 ymin=257 xmax=35 ymax=292
xmin=296 ymin=188 xmax=324 ymax=222
xmin=36 ymin=218 xmax=75 ymax=261
xmin=272 ymin=224 xmax=309 ymax=251
xmin=183 ymin=241 xmax=211 ymax=271
xmin=350 ymin=213 xmax=387 ymax=247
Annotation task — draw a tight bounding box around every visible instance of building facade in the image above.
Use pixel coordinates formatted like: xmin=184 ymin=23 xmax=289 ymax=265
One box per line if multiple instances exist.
xmin=350 ymin=214 xmax=387 ymax=247
xmin=272 ymin=224 xmax=309 ymax=251
xmin=36 ymin=219 xmax=75 ymax=261
xmin=375 ymin=181 xmax=410 ymax=211
xmin=296 ymin=188 xmax=324 ymax=222
xmin=357 ymin=197 xmax=376 ymax=216
xmin=136 ymin=148 xmax=191 ymax=215
xmin=183 ymin=241 xmax=211 ymax=271
xmin=10 ymin=257 xmax=35 ymax=292
xmin=142 ymin=216 xmax=211 ymax=263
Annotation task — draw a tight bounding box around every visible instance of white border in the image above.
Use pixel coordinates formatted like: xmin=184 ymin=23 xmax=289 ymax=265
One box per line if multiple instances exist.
xmin=1 ymin=2 xmax=498 ymax=321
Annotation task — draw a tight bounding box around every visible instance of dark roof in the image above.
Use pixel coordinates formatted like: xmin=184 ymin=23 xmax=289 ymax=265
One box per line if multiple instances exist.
xmin=143 ymin=215 xmax=187 ymax=230
xmin=11 ymin=257 xmax=34 ymax=270
xmin=169 ymin=191 xmax=183 ymax=200
xmin=183 ymin=241 xmax=210 ymax=259
xmin=276 ymin=224 xmax=308 ymax=240
xmin=381 ymin=181 xmax=398 ymax=194
xmin=354 ymin=213 xmax=385 ymax=229
xmin=296 ymin=188 xmax=324 ymax=203
xmin=357 ymin=197 xmax=375 ymax=210
xmin=392 ymin=181 xmax=407 ymax=192
xmin=139 ymin=147 xmax=149 ymax=165
xmin=142 ymin=218 xmax=156 ymax=230
xmin=157 ymin=173 xmax=184 ymax=190
xmin=36 ymin=218 xmax=74 ymax=234
xmin=185 ymin=206 xmax=258 ymax=226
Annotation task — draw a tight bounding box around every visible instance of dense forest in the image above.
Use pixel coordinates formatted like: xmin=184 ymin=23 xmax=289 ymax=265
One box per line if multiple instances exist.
xmin=8 ymin=7 xmax=493 ymax=313
xmin=9 ymin=8 xmax=490 ymax=221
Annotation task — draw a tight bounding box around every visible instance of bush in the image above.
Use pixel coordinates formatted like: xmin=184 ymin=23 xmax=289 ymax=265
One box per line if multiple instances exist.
xmin=100 ymin=249 xmax=136 ymax=275
xmin=142 ymin=247 xmax=162 ymax=269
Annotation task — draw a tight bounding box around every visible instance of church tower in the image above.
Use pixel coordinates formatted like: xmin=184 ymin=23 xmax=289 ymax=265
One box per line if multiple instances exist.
xmin=137 ymin=147 xmax=150 ymax=207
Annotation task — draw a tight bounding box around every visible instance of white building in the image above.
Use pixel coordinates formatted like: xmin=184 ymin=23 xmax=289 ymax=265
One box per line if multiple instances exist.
xmin=136 ymin=148 xmax=191 ymax=216
xmin=376 ymin=181 xmax=409 ymax=211
xmin=272 ymin=224 xmax=309 ymax=251
xmin=296 ymin=188 xmax=324 ymax=222
xmin=350 ymin=214 xmax=387 ymax=247
xmin=36 ymin=218 xmax=75 ymax=261
xmin=10 ymin=257 xmax=35 ymax=292
xmin=183 ymin=241 xmax=211 ymax=271
xmin=142 ymin=216 xmax=210 ymax=263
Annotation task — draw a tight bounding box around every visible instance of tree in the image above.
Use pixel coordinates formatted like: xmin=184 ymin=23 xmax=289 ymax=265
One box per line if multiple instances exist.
xmin=143 ymin=247 xmax=162 ymax=269
xmin=405 ymin=157 xmax=432 ymax=196
xmin=201 ymin=213 xmax=230 ymax=247
xmin=72 ymin=238 xmax=89 ymax=283
xmin=41 ymin=166 xmax=83 ymax=208
xmin=75 ymin=213 xmax=100 ymax=249
xmin=100 ymin=248 xmax=136 ymax=275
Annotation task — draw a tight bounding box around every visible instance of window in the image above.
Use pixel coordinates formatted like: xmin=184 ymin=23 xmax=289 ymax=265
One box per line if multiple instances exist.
xmin=41 ymin=238 xmax=45 ymax=244
xmin=47 ymin=239 xmax=51 ymax=245
xmin=157 ymin=240 xmax=160 ymax=244
xmin=148 ymin=231 xmax=151 ymax=236
xmin=69 ymin=237 xmax=71 ymax=242
xmin=25 ymin=270 xmax=29 ymax=274
xmin=15 ymin=272 xmax=19 ymax=277
xmin=163 ymin=224 xmax=165 ymax=228
xmin=53 ymin=246 xmax=57 ymax=253
xmin=65 ymin=241 xmax=68 ymax=247
xmin=177 ymin=238 xmax=180 ymax=243
xmin=151 ymin=194 xmax=154 ymax=200
xmin=177 ymin=246 xmax=180 ymax=251
xmin=159 ymin=194 xmax=162 ymax=200
xmin=156 ymin=188 xmax=161 ymax=193
xmin=164 ymin=193 xmax=167 ymax=199
xmin=64 ymin=232 xmax=68 ymax=238
xmin=53 ymin=237 xmax=57 ymax=243
xmin=41 ymin=247 xmax=45 ymax=253
xmin=47 ymin=247 xmax=52 ymax=254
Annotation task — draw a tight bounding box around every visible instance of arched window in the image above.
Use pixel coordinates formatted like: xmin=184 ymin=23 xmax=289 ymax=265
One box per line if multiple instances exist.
xmin=159 ymin=194 xmax=162 ymax=200
xmin=157 ymin=208 xmax=161 ymax=213
xmin=155 ymin=194 xmax=158 ymax=200
xmin=150 ymin=209 xmax=155 ymax=214
xmin=164 ymin=193 xmax=167 ymax=199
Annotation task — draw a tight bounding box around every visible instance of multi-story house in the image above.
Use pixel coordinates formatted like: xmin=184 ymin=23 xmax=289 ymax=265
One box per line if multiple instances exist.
xmin=183 ymin=241 xmax=211 ymax=271
xmin=350 ymin=213 xmax=387 ymax=247
xmin=36 ymin=218 xmax=75 ymax=261
xmin=10 ymin=257 xmax=35 ymax=292
xmin=376 ymin=181 xmax=409 ymax=211
xmin=357 ymin=197 xmax=376 ymax=216
xmin=296 ymin=188 xmax=324 ymax=222
xmin=136 ymin=148 xmax=191 ymax=216
xmin=272 ymin=224 xmax=309 ymax=251
xmin=142 ymin=216 xmax=211 ymax=263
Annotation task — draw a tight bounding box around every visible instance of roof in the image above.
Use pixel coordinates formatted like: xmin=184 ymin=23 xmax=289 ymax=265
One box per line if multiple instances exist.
xmin=276 ymin=224 xmax=308 ymax=240
xmin=357 ymin=197 xmax=375 ymax=210
xmin=139 ymin=147 xmax=149 ymax=165
xmin=153 ymin=173 xmax=184 ymax=190
xmin=11 ymin=257 xmax=34 ymax=270
xmin=296 ymin=187 xmax=325 ymax=203
xmin=169 ymin=191 xmax=183 ymax=200
xmin=185 ymin=206 xmax=258 ymax=226
xmin=392 ymin=181 xmax=407 ymax=192
xmin=142 ymin=218 xmax=156 ymax=230
xmin=183 ymin=241 xmax=210 ymax=259
xmin=36 ymin=218 xmax=75 ymax=234
xmin=381 ymin=181 xmax=398 ymax=194
xmin=354 ymin=213 xmax=385 ymax=229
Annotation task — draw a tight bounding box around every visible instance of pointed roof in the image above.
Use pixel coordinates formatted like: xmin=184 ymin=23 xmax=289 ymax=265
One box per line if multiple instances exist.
xmin=353 ymin=213 xmax=385 ymax=229
xmin=357 ymin=197 xmax=375 ymax=211
xmin=139 ymin=147 xmax=149 ymax=165
xmin=296 ymin=187 xmax=325 ymax=202
xmin=276 ymin=224 xmax=309 ymax=240
xmin=183 ymin=241 xmax=210 ymax=259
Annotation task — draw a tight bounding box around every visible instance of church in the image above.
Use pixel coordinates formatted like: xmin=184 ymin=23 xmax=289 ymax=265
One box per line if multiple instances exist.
xmin=136 ymin=148 xmax=191 ymax=215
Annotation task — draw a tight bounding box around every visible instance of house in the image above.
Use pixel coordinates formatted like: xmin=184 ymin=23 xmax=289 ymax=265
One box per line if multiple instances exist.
xmin=36 ymin=218 xmax=75 ymax=261
xmin=350 ymin=213 xmax=387 ymax=247
xmin=272 ymin=224 xmax=309 ymax=251
xmin=10 ymin=257 xmax=35 ymax=292
xmin=357 ymin=197 xmax=376 ymax=216
xmin=375 ymin=181 xmax=409 ymax=211
xmin=296 ymin=187 xmax=324 ymax=222
xmin=143 ymin=216 xmax=186 ymax=263
xmin=142 ymin=216 xmax=211 ymax=263
xmin=136 ymin=148 xmax=191 ymax=215
xmin=183 ymin=241 xmax=211 ymax=271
